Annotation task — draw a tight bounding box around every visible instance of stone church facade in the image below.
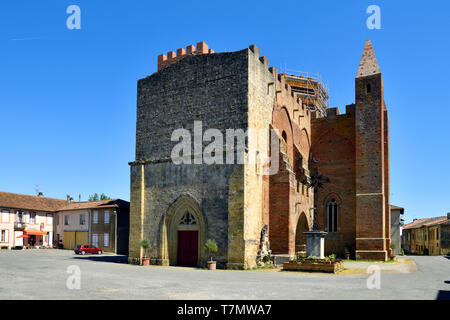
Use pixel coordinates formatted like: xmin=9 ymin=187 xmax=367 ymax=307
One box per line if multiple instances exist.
xmin=128 ymin=40 xmax=391 ymax=268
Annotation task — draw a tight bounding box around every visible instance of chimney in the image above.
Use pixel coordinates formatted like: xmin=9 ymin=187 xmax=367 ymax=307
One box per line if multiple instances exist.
xmin=413 ymin=218 xmax=418 ymax=222
xmin=66 ymin=195 xmax=73 ymax=205
xmin=37 ymin=192 xmax=44 ymax=197
xmin=447 ymin=212 xmax=450 ymax=219
xmin=79 ymin=194 xmax=81 ymax=208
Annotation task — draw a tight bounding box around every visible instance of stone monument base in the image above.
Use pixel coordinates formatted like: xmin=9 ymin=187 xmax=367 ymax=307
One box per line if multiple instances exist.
xmin=304 ymin=231 xmax=327 ymax=259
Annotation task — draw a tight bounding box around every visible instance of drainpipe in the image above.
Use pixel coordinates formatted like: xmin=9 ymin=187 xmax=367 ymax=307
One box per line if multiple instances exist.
xmin=113 ymin=209 xmax=118 ymax=254
xmin=88 ymin=209 xmax=91 ymax=245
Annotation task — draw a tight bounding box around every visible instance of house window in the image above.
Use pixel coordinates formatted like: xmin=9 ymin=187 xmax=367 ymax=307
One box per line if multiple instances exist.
xmin=79 ymin=214 xmax=86 ymax=225
xmin=326 ymin=198 xmax=338 ymax=233
xmin=1 ymin=210 xmax=9 ymax=223
xmin=64 ymin=215 xmax=70 ymax=225
xmin=93 ymin=211 xmax=98 ymax=224
xmin=30 ymin=212 xmax=36 ymax=224
xmin=1 ymin=230 xmax=8 ymax=243
xmin=104 ymin=233 xmax=109 ymax=247
xmin=92 ymin=234 xmax=98 ymax=247
xmin=104 ymin=211 xmax=110 ymax=224
xmin=437 ymin=230 xmax=439 ymax=240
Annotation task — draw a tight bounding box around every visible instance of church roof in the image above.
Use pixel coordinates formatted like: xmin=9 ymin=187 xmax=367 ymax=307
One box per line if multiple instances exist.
xmin=356 ymin=39 xmax=381 ymax=78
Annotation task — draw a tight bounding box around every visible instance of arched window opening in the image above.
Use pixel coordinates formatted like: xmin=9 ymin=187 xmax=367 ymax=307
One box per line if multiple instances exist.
xmin=366 ymin=83 xmax=372 ymax=94
xmin=327 ymin=198 xmax=338 ymax=232
xmin=179 ymin=211 xmax=197 ymax=225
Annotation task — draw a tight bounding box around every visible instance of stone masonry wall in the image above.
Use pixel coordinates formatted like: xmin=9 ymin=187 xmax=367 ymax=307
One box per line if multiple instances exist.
xmin=130 ymin=49 xmax=250 ymax=267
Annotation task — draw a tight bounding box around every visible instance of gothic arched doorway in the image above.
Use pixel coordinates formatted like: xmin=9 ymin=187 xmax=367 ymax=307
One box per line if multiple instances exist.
xmin=177 ymin=211 xmax=199 ymax=266
xmin=160 ymin=195 xmax=206 ymax=266
xmin=295 ymin=212 xmax=309 ymax=254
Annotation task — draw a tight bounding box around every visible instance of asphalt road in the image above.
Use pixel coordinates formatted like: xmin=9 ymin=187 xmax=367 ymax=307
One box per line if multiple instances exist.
xmin=0 ymin=250 xmax=448 ymax=300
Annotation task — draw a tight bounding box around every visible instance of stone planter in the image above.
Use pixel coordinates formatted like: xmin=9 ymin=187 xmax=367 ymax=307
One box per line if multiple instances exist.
xmin=283 ymin=259 xmax=344 ymax=273
xmin=207 ymin=261 xmax=216 ymax=270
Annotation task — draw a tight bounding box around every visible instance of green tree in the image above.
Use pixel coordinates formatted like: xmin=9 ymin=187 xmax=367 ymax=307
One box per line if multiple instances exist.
xmin=88 ymin=193 xmax=111 ymax=202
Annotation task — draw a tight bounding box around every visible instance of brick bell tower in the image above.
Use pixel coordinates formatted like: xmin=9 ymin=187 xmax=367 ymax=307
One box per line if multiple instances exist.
xmin=354 ymin=39 xmax=390 ymax=261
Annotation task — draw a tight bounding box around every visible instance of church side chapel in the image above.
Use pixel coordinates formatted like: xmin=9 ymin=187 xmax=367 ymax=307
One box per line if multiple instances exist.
xmin=128 ymin=39 xmax=391 ymax=268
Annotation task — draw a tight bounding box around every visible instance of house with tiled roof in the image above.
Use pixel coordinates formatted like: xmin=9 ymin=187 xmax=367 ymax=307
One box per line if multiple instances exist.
xmin=402 ymin=213 xmax=450 ymax=255
xmin=0 ymin=191 xmax=129 ymax=254
xmin=0 ymin=192 xmax=66 ymax=249
xmin=54 ymin=199 xmax=129 ymax=254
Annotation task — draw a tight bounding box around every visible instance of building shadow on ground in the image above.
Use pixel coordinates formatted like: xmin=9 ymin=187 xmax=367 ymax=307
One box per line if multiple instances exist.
xmin=72 ymin=255 xmax=128 ymax=264
xmin=436 ymin=290 xmax=450 ymax=300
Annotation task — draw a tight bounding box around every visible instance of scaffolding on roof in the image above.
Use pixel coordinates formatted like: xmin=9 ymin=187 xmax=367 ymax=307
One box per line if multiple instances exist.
xmin=279 ymin=66 xmax=329 ymax=117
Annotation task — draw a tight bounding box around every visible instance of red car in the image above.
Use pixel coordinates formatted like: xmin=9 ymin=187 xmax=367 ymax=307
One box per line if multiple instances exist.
xmin=74 ymin=244 xmax=102 ymax=255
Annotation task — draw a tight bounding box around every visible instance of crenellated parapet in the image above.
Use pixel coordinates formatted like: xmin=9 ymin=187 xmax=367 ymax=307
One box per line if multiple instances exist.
xmin=248 ymin=45 xmax=311 ymax=128
xmin=311 ymin=104 xmax=356 ymax=122
xmin=157 ymin=41 xmax=215 ymax=71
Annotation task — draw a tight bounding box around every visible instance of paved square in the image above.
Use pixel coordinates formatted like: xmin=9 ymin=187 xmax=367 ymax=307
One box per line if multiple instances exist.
xmin=0 ymin=250 xmax=448 ymax=299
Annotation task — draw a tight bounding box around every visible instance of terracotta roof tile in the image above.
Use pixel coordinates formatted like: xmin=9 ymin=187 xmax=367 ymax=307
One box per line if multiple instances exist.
xmin=0 ymin=192 xmax=129 ymax=213
xmin=403 ymin=216 xmax=448 ymax=230
xmin=0 ymin=191 xmax=67 ymax=212
xmin=56 ymin=199 xmax=129 ymax=212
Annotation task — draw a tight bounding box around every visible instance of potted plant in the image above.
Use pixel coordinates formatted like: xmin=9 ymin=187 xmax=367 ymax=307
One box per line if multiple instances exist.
xmin=140 ymin=239 xmax=150 ymax=266
xmin=205 ymin=239 xmax=218 ymax=270
xmin=344 ymin=247 xmax=350 ymax=260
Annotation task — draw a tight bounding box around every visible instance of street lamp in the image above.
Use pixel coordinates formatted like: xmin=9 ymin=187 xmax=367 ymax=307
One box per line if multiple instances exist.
xmin=302 ymin=167 xmax=330 ymax=258
xmin=302 ymin=167 xmax=330 ymax=231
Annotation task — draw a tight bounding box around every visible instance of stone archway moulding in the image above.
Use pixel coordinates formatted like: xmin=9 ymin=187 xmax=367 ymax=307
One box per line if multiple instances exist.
xmin=159 ymin=194 xmax=206 ymax=265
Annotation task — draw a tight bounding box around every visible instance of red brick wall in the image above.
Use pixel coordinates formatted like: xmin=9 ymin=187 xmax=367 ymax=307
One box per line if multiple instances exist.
xmin=268 ymin=153 xmax=293 ymax=254
xmin=267 ymin=83 xmax=313 ymax=256
xmin=354 ymin=74 xmax=388 ymax=260
xmin=311 ymin=106 xmax=357 ymax=256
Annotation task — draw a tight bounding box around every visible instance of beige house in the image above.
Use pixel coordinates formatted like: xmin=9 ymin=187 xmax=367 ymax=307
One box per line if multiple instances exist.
xmin=54 ymin=207 xmax=89 ymax=249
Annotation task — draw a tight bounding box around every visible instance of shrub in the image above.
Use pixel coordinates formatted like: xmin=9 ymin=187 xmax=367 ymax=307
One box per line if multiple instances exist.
xmin=205 ymin=239 xmax=218 ymax=261
xmin=140 ymin=239 xmax=150 ymax=258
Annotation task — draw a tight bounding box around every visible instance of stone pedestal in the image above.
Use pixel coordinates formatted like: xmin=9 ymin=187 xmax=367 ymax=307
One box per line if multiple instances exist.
xmin=304 ymin=231 xmax=327 ymax=259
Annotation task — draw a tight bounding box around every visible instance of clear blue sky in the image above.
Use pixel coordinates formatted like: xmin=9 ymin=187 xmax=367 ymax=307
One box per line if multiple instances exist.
xmin=1 ymin=1 xmax=449 ymax=223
